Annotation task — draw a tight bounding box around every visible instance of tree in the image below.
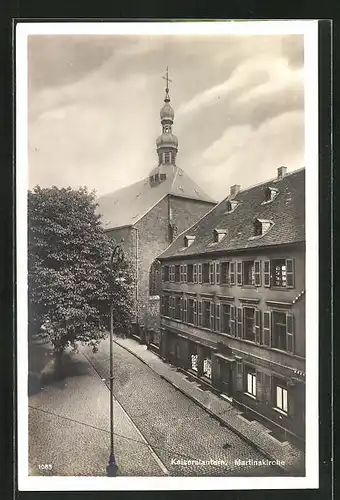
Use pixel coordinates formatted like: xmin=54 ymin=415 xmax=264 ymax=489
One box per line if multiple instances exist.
xmin=28 ymin=186 xmax=133 ymax=377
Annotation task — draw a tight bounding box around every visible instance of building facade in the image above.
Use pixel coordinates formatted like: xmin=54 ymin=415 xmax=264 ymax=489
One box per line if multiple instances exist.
xmin=158 ymin=167 xmax=306 ymax=444
xmin=97 ymin=73 xmax=216 ymax=345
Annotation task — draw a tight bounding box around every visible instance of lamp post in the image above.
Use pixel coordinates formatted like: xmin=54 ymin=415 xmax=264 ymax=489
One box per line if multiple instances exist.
xmin=106 ymin=241 xmax=124 ymax=477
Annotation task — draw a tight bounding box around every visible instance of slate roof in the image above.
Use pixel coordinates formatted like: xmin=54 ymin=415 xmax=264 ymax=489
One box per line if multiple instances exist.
xmin=97 ymin=165 xmax=216 ymax=230
xmin=158 ymin=168 xmax=305 ymax=260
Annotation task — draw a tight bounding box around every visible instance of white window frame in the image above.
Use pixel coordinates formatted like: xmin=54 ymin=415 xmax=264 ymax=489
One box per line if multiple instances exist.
xmin=246 ymin=371 xmax=256 ymax=397
xmin=276 ymin=385 xmax=288 ymax=413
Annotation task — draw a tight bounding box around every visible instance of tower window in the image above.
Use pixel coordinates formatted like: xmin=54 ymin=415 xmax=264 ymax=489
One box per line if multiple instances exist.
xmin=164 ymin=152 xmax=171 ymax=164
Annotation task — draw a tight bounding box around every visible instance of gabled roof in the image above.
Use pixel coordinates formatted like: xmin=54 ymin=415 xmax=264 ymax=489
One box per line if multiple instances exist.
xmin=97 ymin=166 xmax=216 ymax=230
xmin=158 ymin=168 xmax=305 ymax=260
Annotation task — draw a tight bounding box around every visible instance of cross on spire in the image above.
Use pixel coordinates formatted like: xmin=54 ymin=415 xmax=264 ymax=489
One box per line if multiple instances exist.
xmin=162 ymin=66 xmax=172 ymax=91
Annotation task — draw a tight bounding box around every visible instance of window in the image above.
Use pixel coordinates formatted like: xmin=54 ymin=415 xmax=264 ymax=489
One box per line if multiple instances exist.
xmin=198 ymin=264 xmax=202 ymax=283
xmin=215 ymin=262 xmax=220 ymax=284
xmin=174 ymin=296 xmax=181 ymax=320
xmin=198 ymin=300 xmax=202 ymax=326
xmin=254 ymin=260 xmax=261 ymax=286
xmin=164 ymin=152 xmax=171 ymax=164
xmin=203 ymin=355 xmax=212 ymax=379
xmin=215 ymin=303 xmax=221 ymax=331
xmin=245 ymin=367 xmax=256 ymax=397
xmin=149 ymin=260 xmax=162 ymax=296
xmin=236 ymin=262 xmax=242 ymax=285
xmin=182 ymin=297 xmax=187 ymax=322
xmin=243 ymin=307 xmax=256 ymax=342
xmin=184 ymin=235 xmax=195 ymax=248
xmin=169 ymin=265 xmax=175 ymax=282
xmin=160 ymin=173 xmax=166 ymax=181
xmin=253 ymin=218 xmax=273 ymax=237
xmin=162 ymin=265 xmax=169 ymax=282
xmin=209 ymin=262 xmax=215 ymax=284
xmin=226 ymin=200 xmax=238 ymax=213
xmin=202 ymin=301 xmax=211 ymax=329
xmin=175 ymin=265 xmax=180 ymax=282
xmin=187 ymin=299 xmax=195 ymax=324
xmin=161 ymin=295 xmax=170 ymax=316
xmin=275 ymin=383 xmax=288 ymax=413
xmin=264 ymin=187 xmax=278 ymax=202
xmin=221 ymin=303 xmax=231 ymax=334
xmin=202 ymin=263 xmax=210 ymax=284
xmin=272 ymin=311 xmax=294 ymax=353
xmin=192 ymin=264 xmax=197 ymax=283
xmin=272 ymin=259 xmax=286 ymax=287
xmin=243 ymin=261 xmax=255 ymax=285
xmin=183 ymin=265 xmax=187 ymax=282
xmin=236 ymin=307 xmax=243 ymax=338
xmin=213 ymin=229 xmax=227 ymax=243
xmin=264 ymin=259 xmax=294 ymax=288
xmin=221 ymin=262 xmax=230 ymax=285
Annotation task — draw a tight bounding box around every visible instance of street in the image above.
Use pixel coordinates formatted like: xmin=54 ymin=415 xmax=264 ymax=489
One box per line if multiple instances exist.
xmin=80 ymin=338 xmax=279 ymax=476
xmin=28 ymin=336 xmax=281 ymax=477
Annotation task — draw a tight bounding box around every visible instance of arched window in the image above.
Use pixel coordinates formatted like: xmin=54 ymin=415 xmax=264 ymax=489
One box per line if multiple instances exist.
xmin=149 ymin=259 xmax=162 ymax=297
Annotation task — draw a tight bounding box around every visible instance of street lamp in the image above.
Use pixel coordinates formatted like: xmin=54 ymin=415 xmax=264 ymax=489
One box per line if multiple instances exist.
xmin=106 ymin=241 xmax=125 ymax=477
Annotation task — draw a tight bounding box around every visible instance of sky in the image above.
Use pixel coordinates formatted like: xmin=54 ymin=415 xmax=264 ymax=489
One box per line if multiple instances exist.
xmin=27 ymin=33 xmax=305 ymax=201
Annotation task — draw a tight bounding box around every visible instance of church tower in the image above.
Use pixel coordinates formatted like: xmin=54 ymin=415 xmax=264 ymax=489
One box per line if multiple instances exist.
xmin=150 ymin=67 xmax=178 ymax=185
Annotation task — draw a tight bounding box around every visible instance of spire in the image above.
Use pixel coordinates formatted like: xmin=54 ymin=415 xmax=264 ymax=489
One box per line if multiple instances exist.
xmin=162 ymin=66 xmax=172 ymax=102
xmin=155 ymin=67 xmax=178 ymax=167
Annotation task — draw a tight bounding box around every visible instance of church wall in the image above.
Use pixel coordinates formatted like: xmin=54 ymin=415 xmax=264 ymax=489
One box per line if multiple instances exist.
xmin=169 ymin=195 xmax=216 ymax=238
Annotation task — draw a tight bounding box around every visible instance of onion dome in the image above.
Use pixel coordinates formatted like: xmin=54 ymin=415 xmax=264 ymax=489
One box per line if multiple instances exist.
xmin=156 ymin=132 xmax=178 ymax=148
xmin=160 ymin=101 xmax=174 ymax=121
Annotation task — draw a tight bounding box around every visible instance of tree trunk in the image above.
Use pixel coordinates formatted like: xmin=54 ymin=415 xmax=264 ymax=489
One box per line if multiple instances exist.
xmin=54 ymin=347 xmax=64 ymax=379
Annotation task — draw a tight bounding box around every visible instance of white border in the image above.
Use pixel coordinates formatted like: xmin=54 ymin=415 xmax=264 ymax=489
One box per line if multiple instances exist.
xmin=16 ymin=20 xmax=319 ymax=491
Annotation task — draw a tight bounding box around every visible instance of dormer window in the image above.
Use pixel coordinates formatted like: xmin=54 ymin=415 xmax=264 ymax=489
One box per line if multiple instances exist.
xmin=253 ymin=218 xmax=274 ymax=237
xmin=263 ymin=186 xmax=279 ymax=203
xmin=213 ymin=228 xmax=227 ymax=243
xmin=226 ymin=200 xmax=238 ymax=213
xmin=184 ymin=235 xmax=195 ymax=248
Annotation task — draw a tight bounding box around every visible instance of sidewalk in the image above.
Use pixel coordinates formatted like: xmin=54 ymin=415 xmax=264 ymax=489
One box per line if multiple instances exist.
xmin=28 ymin=339 xmax=167 ymax=476
xmin=113 ymin=335 xmax=305 ymax=474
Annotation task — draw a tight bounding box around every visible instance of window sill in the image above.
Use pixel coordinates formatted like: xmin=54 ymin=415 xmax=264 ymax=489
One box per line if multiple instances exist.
xmin=273 ymin=407 xmax=288 ymax=417
xmin=244 ymin=392 xmax=257 ymax=401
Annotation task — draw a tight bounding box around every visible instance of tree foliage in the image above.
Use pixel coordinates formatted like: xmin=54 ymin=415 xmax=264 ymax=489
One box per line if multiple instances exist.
xmin=28 ymin=186 xmax=133 ymax=361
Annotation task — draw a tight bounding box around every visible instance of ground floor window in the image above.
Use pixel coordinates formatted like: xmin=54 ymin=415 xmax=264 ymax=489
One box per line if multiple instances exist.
xmin=190 ymin=344 xmax=198 ymax=372
xmin=245 ymin=366 xmax=256 ymax=397
xmin=275 ymin=382 xmax=288 ymax=413
xmin=203 ymin=356 xmax=212 ymax=380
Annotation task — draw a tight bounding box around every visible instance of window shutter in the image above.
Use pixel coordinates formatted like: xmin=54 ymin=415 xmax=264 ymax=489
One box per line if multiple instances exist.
xmin=235 ymin=361 xmax=243 ymax=391
xmin=216 ymin=262 xmax=220 ymax=284
xmin=263 ymin=311 xmax=271 ymax=346
xmin=257 ymin=372 xmax=271 ymax=403
xmin=180 ymin=265 xmax=183 ymax=282
xmin=183 ymin=297 xmax=187 ymax=323
xmin=193 ymin=264 xmax=197 ymax=283
xmin=286 ymin=259 xmax=294 ymax=288
xmin=286 ymin=313 xmax=294 ymax=353
xmin=264 ymin=260 xmax=271 ymax=287
xmin=215 ymin=303 xmax=220 ymax=331
xmin=255 ymin=309 xmax=261 ymax=344
xmin=230 ymin=305 xmax=235 ymax=335
xmin=237 ymin=262 xmax=243 ymax=285
xmin=198 ymin=301 xmax=202 ymax=326
xmin=209 ymin=262 xmax=215 ymax=284
xmin=210 ymin=302 xmax=215 ymax=331
xmin=183 ymin=264 xmax=187 ymax=283
xmin=236 ymin=307 xmax=243 ymax=338
xmin=160 ymin=295 xmax=164 ymax=315
xmin=194 ymin=300 xmax=198 ymax=325
xmin=198 ymin=264 xmax=202 ymax=284
xmin=180 ymin=296 xmax=184 ymax=321
xmin=254 ymin=260 xmax=261 ymax=286
xmin=230 ymin=262 xmax=235 ymax=285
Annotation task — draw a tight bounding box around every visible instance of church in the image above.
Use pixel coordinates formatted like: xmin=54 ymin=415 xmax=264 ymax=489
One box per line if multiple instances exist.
xmin=97 ymin=70 xmax=216 ymax=347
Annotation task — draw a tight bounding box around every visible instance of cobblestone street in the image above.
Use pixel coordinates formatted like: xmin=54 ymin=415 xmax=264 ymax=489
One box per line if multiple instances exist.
xmin=82 ymin=338 xmax=281 ymax=476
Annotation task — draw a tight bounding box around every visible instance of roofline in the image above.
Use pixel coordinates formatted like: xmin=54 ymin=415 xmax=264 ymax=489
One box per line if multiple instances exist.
xmin=157 ymin=240 xmax=305 ymax=261
xmin=169 ymin=193 xmax=217 ymax=204
xmin=233 ymin=167 xmax=305 ymax=198
xmin=104 ymin=224 xmax=133 ymax=232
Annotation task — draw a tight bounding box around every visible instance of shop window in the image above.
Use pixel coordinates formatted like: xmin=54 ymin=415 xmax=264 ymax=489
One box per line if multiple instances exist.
xmin=202 ymin=263 xmax=210 ymax=284
xmin=245 ymin=366 xmax=257 ymax=397
xmin=149 ymin=260 xmax=162 ymax=296
xmin=187 ymin=264 xmax=194 ymax=283
xmin=243 ymin=261 xmax=255 ymax=285
xmin=203 ymin=356 xmax=212 ymax=379
xmin=202 ymin=301 xmax=211 ymax=329
xmin=221 ymin=262 xmax=230 ymax=285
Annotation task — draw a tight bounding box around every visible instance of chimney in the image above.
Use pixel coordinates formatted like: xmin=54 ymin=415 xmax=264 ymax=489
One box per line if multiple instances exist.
xmin=277 ymin=166 xmax=287 ymax=179
xmin=230 ymin=184 xmax=241 ymax=198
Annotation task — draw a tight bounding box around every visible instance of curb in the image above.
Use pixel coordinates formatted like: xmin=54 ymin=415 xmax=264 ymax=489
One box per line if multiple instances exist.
xmin=113 ymin=339 xmax=303 ymax=475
